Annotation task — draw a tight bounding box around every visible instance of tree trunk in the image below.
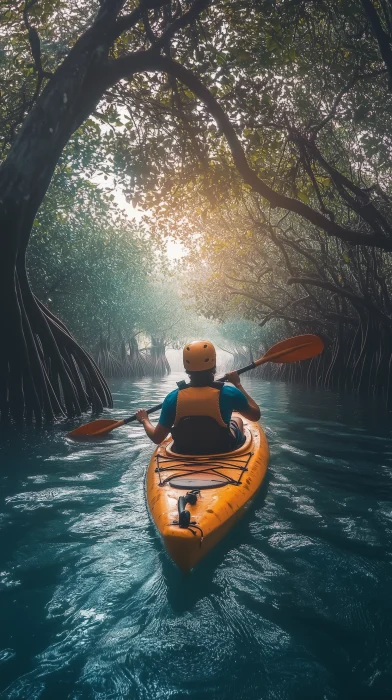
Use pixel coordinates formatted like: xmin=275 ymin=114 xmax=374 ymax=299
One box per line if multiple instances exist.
xmin=0 ymin=246 xmax=112 ymax=423
xmin=0 ymin=17 xmax=114 ymax=423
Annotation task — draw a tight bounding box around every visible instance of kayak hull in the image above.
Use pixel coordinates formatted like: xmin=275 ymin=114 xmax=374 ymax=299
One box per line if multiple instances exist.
xmin=146 ymin=416 xmax=269 ymax=572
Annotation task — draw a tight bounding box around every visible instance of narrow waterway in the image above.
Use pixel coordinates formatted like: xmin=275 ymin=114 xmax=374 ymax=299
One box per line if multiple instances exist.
xmin=1 ymin=375 xmax=392 ymax=699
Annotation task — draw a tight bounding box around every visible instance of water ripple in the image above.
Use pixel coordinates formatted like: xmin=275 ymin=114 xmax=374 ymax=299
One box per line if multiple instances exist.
xmin=1 ymin=376 xmax=392 ymax=699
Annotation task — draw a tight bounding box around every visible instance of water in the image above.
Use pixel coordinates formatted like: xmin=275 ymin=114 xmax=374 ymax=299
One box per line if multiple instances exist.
xmin=1 ymin=375 xmax=392 ymax=700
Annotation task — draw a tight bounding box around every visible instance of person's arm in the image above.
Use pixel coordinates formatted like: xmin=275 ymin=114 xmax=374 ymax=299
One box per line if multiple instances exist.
xmin=224 ymin=371 xmax=261 ymax=421
xmin=136 ymin=409 xmax=171 ymax=444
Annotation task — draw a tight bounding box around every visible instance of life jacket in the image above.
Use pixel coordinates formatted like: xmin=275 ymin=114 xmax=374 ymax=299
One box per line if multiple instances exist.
xmin=171 ymin=382 xmax=235 ymax=455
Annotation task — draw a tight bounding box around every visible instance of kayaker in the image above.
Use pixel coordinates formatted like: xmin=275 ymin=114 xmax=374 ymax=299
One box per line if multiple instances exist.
xmin=136 ymin=340 xmax=261 ymax=454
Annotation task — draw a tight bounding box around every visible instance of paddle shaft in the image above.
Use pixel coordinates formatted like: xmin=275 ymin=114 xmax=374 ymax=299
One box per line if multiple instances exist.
xmin=124 ymin=342 xmax=315 ymax=425
xmin=123 ymin=403 xmax=163 ymax=425
xmin=233 ymin=363 xmax=255 ymax=376
xmin=67 ymin=334 xmax=323 ymax=437
xmin=123 ymin=361 xmax=259 ymax=425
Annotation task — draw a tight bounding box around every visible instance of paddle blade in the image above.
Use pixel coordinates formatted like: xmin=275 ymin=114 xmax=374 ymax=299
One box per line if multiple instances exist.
xmin=67 ymin=419 xmax=125 ymax=439
xmin=256 ymin=334 xmax=324 ymax=366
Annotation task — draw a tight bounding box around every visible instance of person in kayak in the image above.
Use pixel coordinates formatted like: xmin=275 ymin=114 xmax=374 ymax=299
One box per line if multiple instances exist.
xmin=136 ymin=340 xmax=261 ymax=454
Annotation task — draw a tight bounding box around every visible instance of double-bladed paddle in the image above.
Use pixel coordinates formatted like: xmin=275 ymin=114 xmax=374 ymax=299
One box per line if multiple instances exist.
xmin=67 ymin=333 xmax=324 ymax=439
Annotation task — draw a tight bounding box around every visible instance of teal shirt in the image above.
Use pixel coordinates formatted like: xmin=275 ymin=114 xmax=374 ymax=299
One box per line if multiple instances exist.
xmin=159 ymin=384 xmax=250 ymax=429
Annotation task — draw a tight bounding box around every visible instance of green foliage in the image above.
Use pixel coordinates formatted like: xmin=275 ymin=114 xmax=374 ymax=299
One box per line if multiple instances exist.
xmin=218 ymin=318 xmax=263 ymax=355
xmin=140 ymin=278 xmax=217 ymax=349
xmin=4 ymin=0 xmax=392 ymax=376
xmin=0 ymin=1 xmax=101 ymax=155
xmin=27 ymin=168 xmax=209 ymax=355
xmin=27 ymin=167 xmax=152 ymax=349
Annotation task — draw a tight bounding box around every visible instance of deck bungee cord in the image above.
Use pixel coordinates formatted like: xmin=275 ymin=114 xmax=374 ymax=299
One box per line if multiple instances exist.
xmin=155 ymin=451 xmax=253 ymax=488
xmin=156 ymin=451 xmax=254 ymax=544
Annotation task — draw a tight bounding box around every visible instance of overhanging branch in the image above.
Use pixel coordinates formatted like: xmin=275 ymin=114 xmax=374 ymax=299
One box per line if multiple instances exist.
xmin=287 ymin=275 xmax=392 ymax=324
xmin=361 ymin=0 xmax=392 ymax=88
xmin=109 ymin=54 xmax=392 ymax=251
xmin=112 ymin=0 xmax=209 ymax=46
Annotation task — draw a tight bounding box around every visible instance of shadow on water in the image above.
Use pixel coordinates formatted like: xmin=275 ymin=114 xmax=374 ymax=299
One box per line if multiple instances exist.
xmin=1 ymin=374 xmax=392 ymax=699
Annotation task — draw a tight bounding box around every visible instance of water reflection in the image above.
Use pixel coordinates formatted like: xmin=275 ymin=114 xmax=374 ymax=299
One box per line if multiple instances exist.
xmin=1 ymin=375 xmax=392 ymax=699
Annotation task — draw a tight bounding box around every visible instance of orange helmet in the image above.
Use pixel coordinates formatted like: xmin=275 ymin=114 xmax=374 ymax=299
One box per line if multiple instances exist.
xmin=183 ymin=340 xmax=216 ymax=372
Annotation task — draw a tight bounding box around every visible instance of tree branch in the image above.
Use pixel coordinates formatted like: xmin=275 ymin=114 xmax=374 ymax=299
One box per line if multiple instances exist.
xmin=149 ymin=0 xmax=210 ymax=52
xmin=22 ymin=0 xmax=52 ymax=110
xmin=142 ymin=9 xmax=158 ymax=44
xmin=112 ymin=5 xmax=143 ymax=40
xmin=287 ymin=276 xmax=392 ymax=324
xmin=311 ymin=68 xmax=387 ymax=134
xmin=96 ymin=0 xmax=127 ymax=26
xmin=113 ymin=0 xmax=209 ymax=45
xmin=361 ymin=0 xmax=392 ymax=88
xmin=121 ymin=55 xmax=392 ymax=250
xmin=259 ymin=311 xmax=332 ymax=329
xmin=304 ymin=138 xmax=392 ymax=237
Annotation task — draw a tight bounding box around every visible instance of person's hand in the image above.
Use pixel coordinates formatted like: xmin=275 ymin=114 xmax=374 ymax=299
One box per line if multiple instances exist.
xmin=225 ymin=371 xmax=241 ymax=387
xmin=136 ymin=409 xmax=149 ymax=423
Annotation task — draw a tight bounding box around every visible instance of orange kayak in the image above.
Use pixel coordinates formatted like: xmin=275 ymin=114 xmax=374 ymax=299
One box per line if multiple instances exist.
xmin=146 ymin=415 xmax=269 ymax=572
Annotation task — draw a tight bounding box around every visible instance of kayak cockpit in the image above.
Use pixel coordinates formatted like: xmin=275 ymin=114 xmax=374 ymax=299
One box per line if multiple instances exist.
xmin=165 ymin=423 xmax=252 ymax=458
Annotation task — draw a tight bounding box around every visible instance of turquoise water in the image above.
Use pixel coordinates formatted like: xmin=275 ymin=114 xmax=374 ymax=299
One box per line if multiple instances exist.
xmin=1 ymin=375 xmax=392 ymax=700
